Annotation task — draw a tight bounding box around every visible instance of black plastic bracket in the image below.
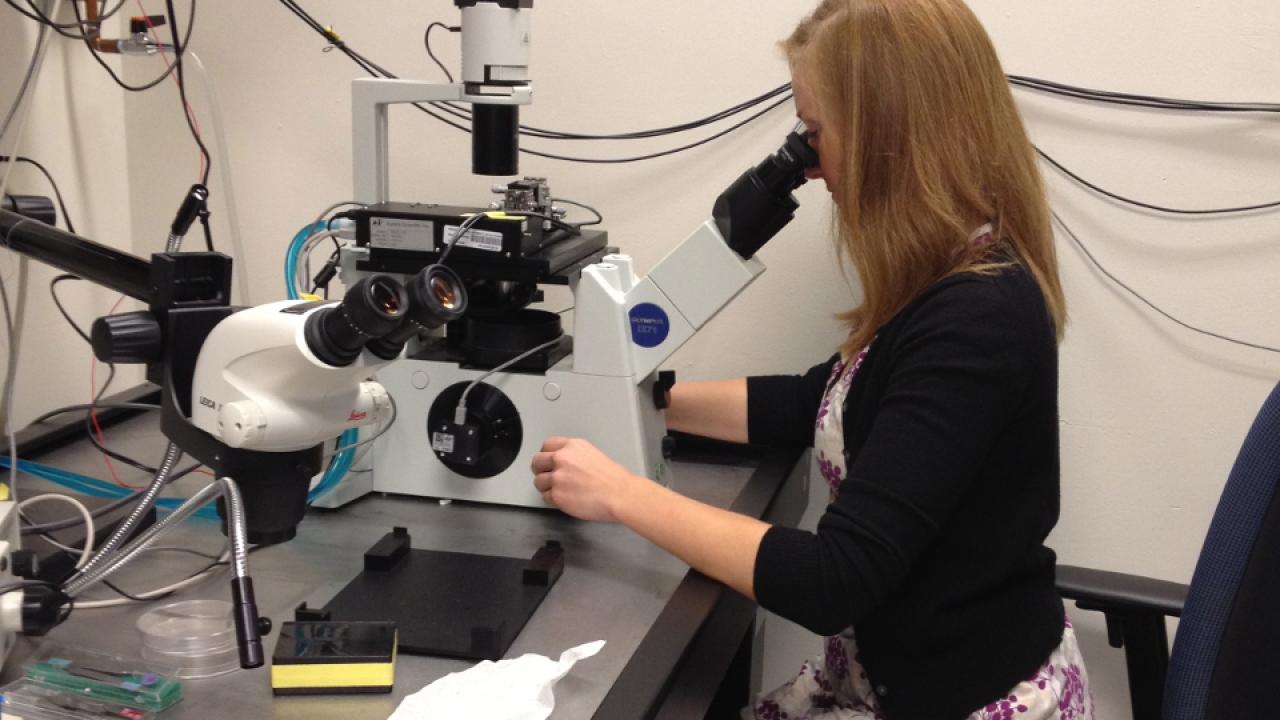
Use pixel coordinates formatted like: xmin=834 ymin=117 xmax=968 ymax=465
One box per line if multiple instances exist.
xmin=653 ymin=370 xmax=676 ymax=410
xmin=294 ymin=602 xmax=332 ymax=622
xmin=365 ymin=527 xmax=411 ymax=571
xmin=522 ymin=540 xmax=564 ymax=587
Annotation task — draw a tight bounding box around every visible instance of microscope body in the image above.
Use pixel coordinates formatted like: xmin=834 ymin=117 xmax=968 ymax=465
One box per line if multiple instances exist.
xmin=188 ymin=300 xmax=394 ymax=452
xmin=323 ymin=0 xmax=815 ymax=508
xmin=329 ymin=216 xmax=768 ymax=509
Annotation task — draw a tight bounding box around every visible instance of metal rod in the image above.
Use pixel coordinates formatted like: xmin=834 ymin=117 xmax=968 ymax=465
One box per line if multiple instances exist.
xmin=0 ymin=209 xmax=152 ymax=302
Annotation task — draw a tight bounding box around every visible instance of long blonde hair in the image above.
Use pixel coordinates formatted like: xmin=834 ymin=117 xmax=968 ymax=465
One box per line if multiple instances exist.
xmin=783 ymin=0 xmax=1065 ymax=357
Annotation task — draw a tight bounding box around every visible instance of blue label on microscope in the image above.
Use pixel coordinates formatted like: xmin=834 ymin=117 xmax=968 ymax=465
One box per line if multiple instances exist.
xmin=629 ymin=303 xmax=670 ymax=348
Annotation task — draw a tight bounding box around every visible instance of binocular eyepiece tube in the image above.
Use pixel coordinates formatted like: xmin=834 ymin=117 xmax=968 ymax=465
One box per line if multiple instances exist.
xmin=304 ymin=265 xmax=471 ymax=367
xmin=366 ymin=263 xmax=470 ymax=361
xmin=713 ymin=125 xmax=820 ymax=261
xmin=304 ymin=275 xmax=409 ymax=367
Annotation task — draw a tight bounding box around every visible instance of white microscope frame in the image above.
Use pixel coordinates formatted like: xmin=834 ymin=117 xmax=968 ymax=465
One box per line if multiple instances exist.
xmin=329 ymin=67 xmax=767 ymax=508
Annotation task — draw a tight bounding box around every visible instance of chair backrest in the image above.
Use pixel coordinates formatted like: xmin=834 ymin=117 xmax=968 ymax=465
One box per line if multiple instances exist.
xmin=1165 ymin=381 xmax=1280 ymax=719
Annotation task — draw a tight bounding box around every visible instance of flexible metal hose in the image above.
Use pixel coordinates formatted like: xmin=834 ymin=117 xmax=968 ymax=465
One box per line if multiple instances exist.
xmin=65 ymin=476 xmax=249 ymax=597
xmin=64 ymin=443 xmax=183 ymax=595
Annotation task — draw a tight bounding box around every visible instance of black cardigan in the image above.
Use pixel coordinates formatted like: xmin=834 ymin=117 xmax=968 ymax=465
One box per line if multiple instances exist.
xmin=747 ymin=262 xmax=1065 ymax=719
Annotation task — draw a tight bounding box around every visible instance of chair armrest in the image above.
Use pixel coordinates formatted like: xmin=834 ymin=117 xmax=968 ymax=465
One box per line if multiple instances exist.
xmin=1056 ymin=564 xmax=1188 ymax=618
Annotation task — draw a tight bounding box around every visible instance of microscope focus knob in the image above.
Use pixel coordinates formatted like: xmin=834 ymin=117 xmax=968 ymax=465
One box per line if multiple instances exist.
xmin=91 ymin=311 xmax=162 ymax=364
xmin=219 ymin=401 xmax=268 ymax=448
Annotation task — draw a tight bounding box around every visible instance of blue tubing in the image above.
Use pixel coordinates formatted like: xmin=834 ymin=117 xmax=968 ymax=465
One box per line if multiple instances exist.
xmin=287 ymin=220 xmax=357 ymax=502
xmin=0 ymin=456 xmax=219 ymax=520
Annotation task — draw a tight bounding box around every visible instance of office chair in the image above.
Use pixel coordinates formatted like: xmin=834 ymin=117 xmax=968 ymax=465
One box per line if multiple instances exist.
xmin=1056 ymin=381 xmax=1280 ymax=720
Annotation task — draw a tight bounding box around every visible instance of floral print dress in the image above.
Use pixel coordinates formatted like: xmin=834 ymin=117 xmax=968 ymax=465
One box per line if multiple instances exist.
xmin=750 ymin=348 xmax=1096 ymax=720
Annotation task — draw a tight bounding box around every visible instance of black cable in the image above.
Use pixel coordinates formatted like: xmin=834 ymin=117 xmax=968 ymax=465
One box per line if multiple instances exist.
xmin=424 ymin=22 xmax=458 ymax=83
xmin=419 ymin=12 xmax=791 ymax=141
xmin=97 ymin=544 xmax=261 ymax=602
xmin=46 ymin=277 xmax=166 ymax=476
xmin=199 ymin=208 xmax=215 ymax=251
xmin=1035 ymin=147 xmax=1280 ymax=216
xmin=47 ymin=276 xmax=184 ymax=479
xmin=516 ymin=84 xmax=794 ymax=141
xmin=4 ymin=0 xmax=83 ymax=39
xmin=502 ymin=211 xmax=580 ymax=236
xmin=392 ymin=90 xmax=791 ymax=163
xmin=12 ymin=0 xmax=128 ymax=33
xmin=49 ymin=274 xmax=91 ymax=343
xmin=1052 ymin=210 xmax=1280 ymax=354
xmin=1009 ymin=75 xmax=1280 ymax=114
xmin=68 ymin=0 xmax=194 ymax=93
xmin=31 ymin=401 xmax=161 ymax=425
xmin=279 ymin=1 xmax=793 ymax=159
xmin=0 ymin=155 xmax=77 ymax=233
xmin=102 ymin=578 xmax=160 ymax=602
xmin=163 ymin=0 xmax=210 ymax=186
xmin=519 ymin=95 xmax=793 ymax=164
xmin=554 ymin=197 xmax=603 ymax=227
xmin=437 ymin=211 xmax=484 ymax=266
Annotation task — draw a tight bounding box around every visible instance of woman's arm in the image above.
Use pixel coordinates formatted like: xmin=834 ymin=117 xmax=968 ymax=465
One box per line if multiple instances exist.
xmin=664 ymin=379 xmax=748 ymax=443
xmin=531 ymin=436 xmax=768 ymax=599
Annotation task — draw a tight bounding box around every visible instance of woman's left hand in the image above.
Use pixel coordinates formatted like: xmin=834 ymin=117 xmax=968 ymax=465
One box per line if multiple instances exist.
xmin=531 ymin=437 xmax=640 ymax=522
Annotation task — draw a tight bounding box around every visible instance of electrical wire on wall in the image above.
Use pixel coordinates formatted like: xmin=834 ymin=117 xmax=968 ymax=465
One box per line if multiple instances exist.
xmin=274 ymin=0 xmax=797 ymax=164
xmin=1008 ymin=78 xmax=1280 ymax=354
xmin=1051 ymin=211 xmax=1280 ymax=355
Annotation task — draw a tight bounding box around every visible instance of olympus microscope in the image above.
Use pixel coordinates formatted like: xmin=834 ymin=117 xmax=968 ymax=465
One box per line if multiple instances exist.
xmin=320 ymin=0 xmax=820 ymax=509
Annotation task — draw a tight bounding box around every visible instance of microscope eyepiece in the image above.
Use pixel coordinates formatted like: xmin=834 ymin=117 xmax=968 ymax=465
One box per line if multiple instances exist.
xmin=712 ymin=125 xmax=819 ymax=260
xmin=304 ymin=275 xmax=408 ymax=367
xmin=406 ymin=264 xmax=469 ymax=329
xmin=427 ymin=268 xmax=464 ymax=312
xmin=366 ymin=264 xmax=470 ymax=360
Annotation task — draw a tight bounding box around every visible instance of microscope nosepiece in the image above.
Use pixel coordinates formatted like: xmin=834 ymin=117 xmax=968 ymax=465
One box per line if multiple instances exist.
xmin=472 ymin=104 xmax=520 ymax=176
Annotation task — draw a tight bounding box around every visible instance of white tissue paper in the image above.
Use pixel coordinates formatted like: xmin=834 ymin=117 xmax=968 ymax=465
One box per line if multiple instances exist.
xmin=387 ymin=640 xmax=606 ymax=720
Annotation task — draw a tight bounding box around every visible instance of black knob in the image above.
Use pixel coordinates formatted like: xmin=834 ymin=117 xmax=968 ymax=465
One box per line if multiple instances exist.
xmin=91 ymin=311 xmax=163 ymax=364
xmin=653 ymin=370 xmax=676 ymax=410
xmin=10 ymin=549 xmax=39 ymax=579
xmin=662 ymin=434 xmax=676 ymax=460
xmin=257 ymin=616 xmax=273 ymax=637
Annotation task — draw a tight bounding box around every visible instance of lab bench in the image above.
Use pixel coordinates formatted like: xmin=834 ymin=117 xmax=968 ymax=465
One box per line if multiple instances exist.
xmin=6 ymin=413 xmax=806 ymax=719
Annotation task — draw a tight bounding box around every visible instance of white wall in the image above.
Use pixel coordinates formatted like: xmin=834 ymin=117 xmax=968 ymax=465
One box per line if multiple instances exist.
xmin=980 ymin=3 xmax=1280 ymax=716
xmin=5 ymin=1 xmax=1280 ymax=717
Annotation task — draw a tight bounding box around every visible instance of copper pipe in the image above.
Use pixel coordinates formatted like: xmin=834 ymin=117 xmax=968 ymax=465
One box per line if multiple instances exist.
xmin=83 ymin=0 xmax=121 ymax=53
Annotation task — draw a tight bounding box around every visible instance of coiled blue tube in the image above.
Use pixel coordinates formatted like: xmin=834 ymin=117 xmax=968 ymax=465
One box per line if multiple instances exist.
xmin=285 ymin=222 xmax=325 ymax=301
xmin=285 ymin=221 xmax=359 ymax=503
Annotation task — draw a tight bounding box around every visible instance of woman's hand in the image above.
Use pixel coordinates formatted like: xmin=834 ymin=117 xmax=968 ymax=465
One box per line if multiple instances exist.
xmin=533 ymin=436 xmax=768 ymax=600
xmin=531 ymin=437 xmax=644 ymax=522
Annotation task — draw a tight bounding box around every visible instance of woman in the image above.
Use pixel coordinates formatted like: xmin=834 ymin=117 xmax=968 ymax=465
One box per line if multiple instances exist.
xmin=531 ymin=0 xmax=1093 ymax=717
